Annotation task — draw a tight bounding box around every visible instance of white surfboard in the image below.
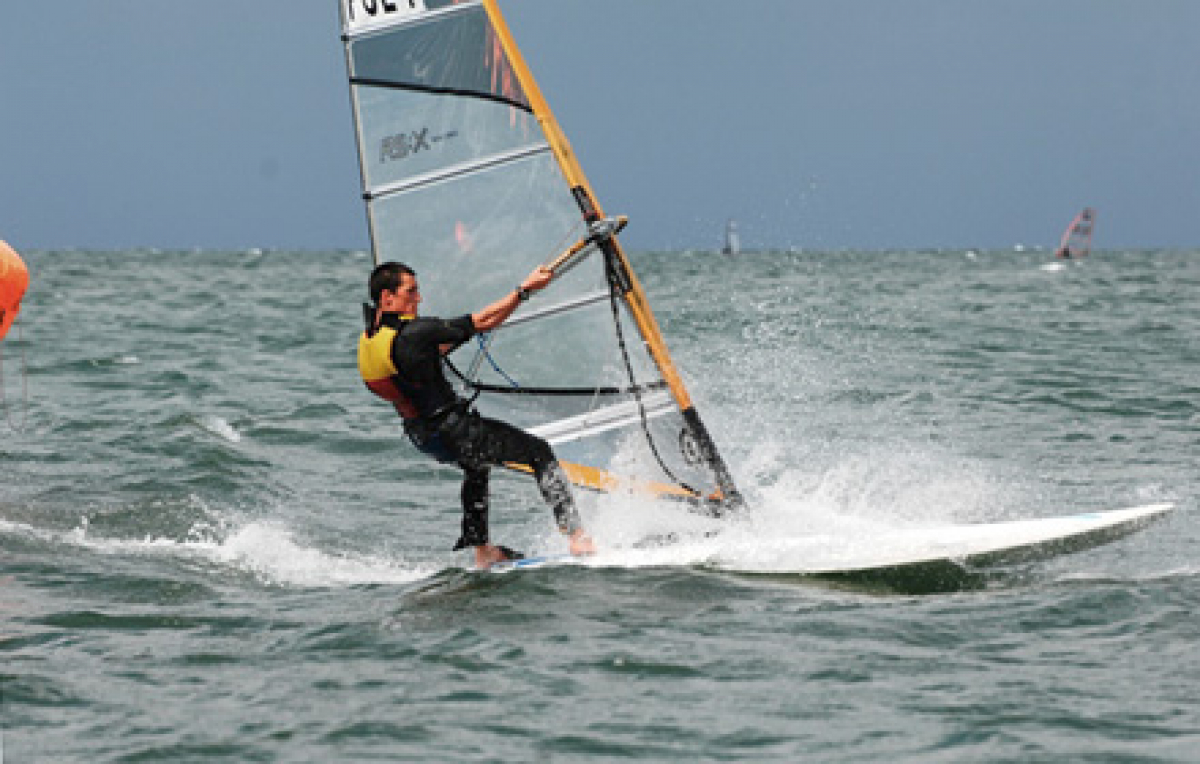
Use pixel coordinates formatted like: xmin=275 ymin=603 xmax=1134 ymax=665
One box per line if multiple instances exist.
xmin=486 ymin=504 xmax=1174 ymax=584
xmin=795 ymin=502 xmax=1173 ymax=575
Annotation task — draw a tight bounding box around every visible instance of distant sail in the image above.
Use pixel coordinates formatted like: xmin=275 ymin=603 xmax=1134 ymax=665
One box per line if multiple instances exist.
xmin=340 ymin=0 xmax=741 ymax=510
xmin=1055 ymin=208 xmax=1096 ymax=259
xmin=721 ymin=219 xmax=740 ymax=256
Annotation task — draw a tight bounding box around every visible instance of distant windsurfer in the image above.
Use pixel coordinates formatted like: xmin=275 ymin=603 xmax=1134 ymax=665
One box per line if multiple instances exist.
xmin=358 ymin=261 xmax=596 ymax=568
xmin=1055 ymin=208 xmax=1095 ymax=261
xmin=0 ymin=240 xmax=29 ymax=342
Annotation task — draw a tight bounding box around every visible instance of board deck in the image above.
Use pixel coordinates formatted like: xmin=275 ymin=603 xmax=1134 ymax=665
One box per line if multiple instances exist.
xmin=801 ymin=502 xmax=1173 ymax=574
xmin=486 ymin=552 xmax=579 ymax=572
xmin=483 ymin=503 xmax=1174 ymax=581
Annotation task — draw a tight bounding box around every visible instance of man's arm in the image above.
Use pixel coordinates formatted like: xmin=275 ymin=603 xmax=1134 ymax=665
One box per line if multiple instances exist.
xmin=471 ymin=266 xmax=554 ymax=332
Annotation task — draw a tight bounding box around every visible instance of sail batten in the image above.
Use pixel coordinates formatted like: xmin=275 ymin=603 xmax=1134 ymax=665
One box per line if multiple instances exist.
xmin=529 ymin=392 xmax=677 ymax=445
xmin=350 ymin=77 xmax=533 ymax=114
xmin=497 ymin=290 xmax=609 ymax=330
xmin=340 ymin=0 xmax=742 ymax=509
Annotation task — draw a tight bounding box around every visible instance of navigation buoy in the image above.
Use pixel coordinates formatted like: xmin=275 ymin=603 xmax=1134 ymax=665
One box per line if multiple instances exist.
xmin=0 ymin=240 xmax=29 ymax=341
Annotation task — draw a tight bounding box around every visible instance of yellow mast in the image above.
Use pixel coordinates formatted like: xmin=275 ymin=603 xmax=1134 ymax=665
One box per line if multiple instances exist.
xmin=483 ymin=0 xmax=742 ymax=507
xmin=482 ymin=0 xmax=694 ymax=413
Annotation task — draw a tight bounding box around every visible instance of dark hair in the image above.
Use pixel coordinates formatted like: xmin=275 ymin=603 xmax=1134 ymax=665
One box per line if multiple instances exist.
xmin=367 ymin=261 xmax=415 ymax=304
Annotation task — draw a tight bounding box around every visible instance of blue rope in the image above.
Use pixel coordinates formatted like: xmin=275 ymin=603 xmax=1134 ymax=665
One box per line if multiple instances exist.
xmin=476 ymin=334 xmax=521 ymax=389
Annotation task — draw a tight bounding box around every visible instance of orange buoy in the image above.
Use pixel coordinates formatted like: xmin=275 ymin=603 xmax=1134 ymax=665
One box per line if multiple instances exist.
xmin=1 ymin=240 xmax=29 ymax=341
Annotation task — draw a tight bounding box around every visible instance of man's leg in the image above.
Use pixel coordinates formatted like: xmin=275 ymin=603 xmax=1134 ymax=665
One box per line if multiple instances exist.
xmin=453 ymin=463 xmax=530 ymax=567
xmin=452 ymin=464 xmax=490 ymax=552
xmin=458 ymin=414 xmax=593 ymax=553
xmin=533 ymin=459 xmax=581 ymax=537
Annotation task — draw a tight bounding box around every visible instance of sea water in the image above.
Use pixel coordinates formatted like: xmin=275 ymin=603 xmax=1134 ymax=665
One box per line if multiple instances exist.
xmin=2 ymin=247 xmax=1197 ymax=761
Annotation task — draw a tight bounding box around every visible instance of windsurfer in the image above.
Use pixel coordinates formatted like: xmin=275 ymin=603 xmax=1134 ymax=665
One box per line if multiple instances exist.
xmin=358 ymin=261 xmax=596 ymax=568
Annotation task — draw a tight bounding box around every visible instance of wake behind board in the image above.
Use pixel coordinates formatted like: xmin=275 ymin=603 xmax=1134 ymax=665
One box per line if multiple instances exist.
xmin=485 ymin=504 xmax=1173 ymax=590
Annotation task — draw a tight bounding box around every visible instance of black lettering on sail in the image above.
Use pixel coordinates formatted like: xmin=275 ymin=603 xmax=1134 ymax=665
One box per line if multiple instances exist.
xmin=348 ymin=0 xmax=422 ymax=24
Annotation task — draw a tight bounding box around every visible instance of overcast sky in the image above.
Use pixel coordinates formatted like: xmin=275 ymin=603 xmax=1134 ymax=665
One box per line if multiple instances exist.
xmin=2 ymin=1 xmax=1197 ymax=251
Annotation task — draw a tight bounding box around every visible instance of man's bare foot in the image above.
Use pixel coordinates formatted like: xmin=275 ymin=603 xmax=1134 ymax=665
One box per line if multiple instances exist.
xmin=473 ymin=543 xmax=522 ymax=568
xmin=568 ymin=529 xmax=596 ymax=556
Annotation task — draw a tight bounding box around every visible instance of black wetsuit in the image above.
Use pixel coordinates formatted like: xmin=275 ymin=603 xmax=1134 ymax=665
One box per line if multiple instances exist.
xmin=370 ymin=312 xmax=581 ymax=550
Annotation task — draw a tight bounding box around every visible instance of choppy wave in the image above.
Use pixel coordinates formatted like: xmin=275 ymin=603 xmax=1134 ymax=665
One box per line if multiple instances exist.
xmin=3 ymin=247 xmax=1197 ymax=762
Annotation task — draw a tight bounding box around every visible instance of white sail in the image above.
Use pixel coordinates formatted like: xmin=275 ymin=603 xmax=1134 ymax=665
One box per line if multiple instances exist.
xmin=340 ymin=0 xmax=741 ymax=509
xmin=721 ymin=219 xmax=740 ymax=256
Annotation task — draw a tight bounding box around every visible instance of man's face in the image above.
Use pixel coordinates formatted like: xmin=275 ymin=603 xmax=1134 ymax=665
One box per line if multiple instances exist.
xmin=383 ymin=272 xmax=421 ymax=315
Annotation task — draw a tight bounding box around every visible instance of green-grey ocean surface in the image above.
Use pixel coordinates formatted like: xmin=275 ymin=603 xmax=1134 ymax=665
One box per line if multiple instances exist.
xmin=2 ymin=247 xmax=1197 ymax=762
